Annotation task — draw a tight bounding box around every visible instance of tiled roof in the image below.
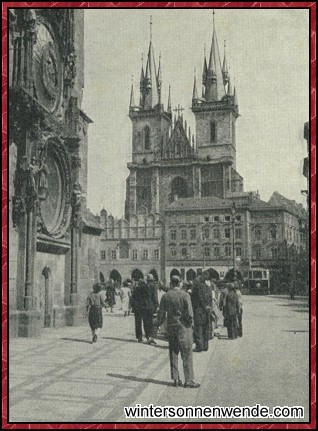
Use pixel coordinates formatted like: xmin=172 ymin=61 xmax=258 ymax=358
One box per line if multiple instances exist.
xmin=268 ymin=192 xmax=306 ymax=217
xmin=82 ymin=207 xmax=102 ymax=230
xmin=166 ymin=196 xmax=230 ymax=211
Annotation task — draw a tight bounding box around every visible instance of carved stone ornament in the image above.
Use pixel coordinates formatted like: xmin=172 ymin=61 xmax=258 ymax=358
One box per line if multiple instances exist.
xmin=36 ymin=137 xmax=72 ymax=238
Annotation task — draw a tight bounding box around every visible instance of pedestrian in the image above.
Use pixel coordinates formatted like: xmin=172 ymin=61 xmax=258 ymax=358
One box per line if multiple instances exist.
xmin=105 ymin=279 xmax=116 ymax=313
xmin=289 ymin=279 xmax=296 ymax=300
xmin=235 ymin=283 xmax=243 ymax=337
xmin=86 ymin=283 xmax=107 ymax=343
xmin=225 ymin=283 xmax=240 ymax=340
xmin=219 ymin=282 xmax=229 ymax=327
xmin=130 ymin=274 xmax=158 ymax=344
xmin=191 ymin=272 xmax=213 ymax=352
xmin=120 ymin=279 xmax=132 ymax=317
xmin=158 ymin=275 xmax=200 ymax=388
xmin=157 ymin=282 xmax=168 ymax=337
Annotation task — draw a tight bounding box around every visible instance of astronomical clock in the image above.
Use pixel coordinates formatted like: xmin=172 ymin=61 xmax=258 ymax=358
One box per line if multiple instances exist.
xmin=32 ymin=19 xmax=63 ymax=113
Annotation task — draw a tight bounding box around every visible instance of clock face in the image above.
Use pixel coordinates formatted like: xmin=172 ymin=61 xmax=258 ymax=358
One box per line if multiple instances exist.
xmin=33 ymin=22 xmax=62 ymax=112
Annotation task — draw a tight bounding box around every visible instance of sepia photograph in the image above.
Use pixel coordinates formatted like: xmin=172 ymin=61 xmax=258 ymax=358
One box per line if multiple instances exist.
xmin=4 ymin=3 xmax=314 ymax=427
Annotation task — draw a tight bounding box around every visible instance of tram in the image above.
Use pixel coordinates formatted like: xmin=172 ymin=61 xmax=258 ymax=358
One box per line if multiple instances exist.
xmin=247 ymin=268 xmax=270 ymax=295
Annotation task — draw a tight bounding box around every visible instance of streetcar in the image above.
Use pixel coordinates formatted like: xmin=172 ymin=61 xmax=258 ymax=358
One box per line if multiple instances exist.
xmin=247 ymin=268 xmax=270 ymax=295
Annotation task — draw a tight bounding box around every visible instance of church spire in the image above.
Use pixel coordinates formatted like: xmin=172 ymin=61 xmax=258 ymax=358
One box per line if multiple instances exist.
xmin=222 ymin=40 xmax=229 ymax=85
xmin=167 ymin=84 xmax=171 ymax=112
xmin=192 ymin=69 xmax=198 ymax=101
xmin=205 ymin=10 xmax=225 ymax=102
xmin=130 ymin=77 xmax=135 ymax=108
xmin=233 ymin=85 xmax=238 ymax=106
xmin=140 ymin=16 xmax=160 ymax=110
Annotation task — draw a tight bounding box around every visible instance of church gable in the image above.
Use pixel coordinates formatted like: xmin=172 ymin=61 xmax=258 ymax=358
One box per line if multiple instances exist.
xmin=163 ymin=119 xmax=194 ymax=159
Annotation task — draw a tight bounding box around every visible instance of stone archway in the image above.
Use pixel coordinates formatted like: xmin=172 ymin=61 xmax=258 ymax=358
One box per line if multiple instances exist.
xmin=224 ymin=269 xmax=242 ymax=282
xmin=170 ymin=268 xmax=181 ymax=281
xmin=131 ymin=268 xmax=144 ymax=281
xmin=149 ymin=269 xmax=159 ymax=281
xmin=186 ymin=269 xmax=196 ymax=281
xmin=40 ymin=267 xmax=53 ymax=328
xmin=170 ymin=176 xmax=189 ymax=202
xmin=109 ymin=269 xmax=122 ymax=288
xmin=206 ymin=268 xmax=220 ymax=281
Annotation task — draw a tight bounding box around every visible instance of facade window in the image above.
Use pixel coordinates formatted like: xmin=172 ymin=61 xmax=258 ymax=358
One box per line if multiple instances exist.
xmin=181 ymin=229 xmax=187 ymax=240
xmin=190 ymin=228 xmax=196 ymax=240
xmin=255 ymin=227 xmax=261 ymax=241
xmin=100 ymin=250 xmax=106 ymax=260
xmin=213 ymin=216 xmax=219 ymax=222
xmin=224 ymin=245 xmax=231 ymax=257
xmin=143 ymin=249 xmax=149 ymax=260
xmin=210 ymin=121 xmax=216 ymax=143
xmin=271 ymin=247 xmax=278 ymax=259
xmin=170 ymin=229 xmax=176 ymax=240
xmin=236 ymin=216 xmax=241 ymax=222
xmin=204 ymin=216 xmax=209 ymax=222
xmin=253 ymin=246 xmax=261 ymax=259
xmin=213 ymin=227 xmax=220 ymax=239
xmin=111 ymin=250 xmax=117 ymax=260
xmin=190 ymin=246 xmax=196 ymax=258
xmin=144 ymin=126 xmax=151 ymax=150
xmin=132 ymin=250 xmax=138 ymax=260
xmin=203 ymin=227 xmax=210 ymax=239
xmin=181 ymin=247 xmax=188 ymax=259
xmin=235 ymin=228 xmax=242 ymax=239
xmin=204 ymin=246 xmax=210 ymax=258
xmin=225 ymin=215 xmax=231 ymax=222
xmin=171 ymin=248 xmax=177 ymax=259
xmin=154 ymin=249 xmax=160 ymax=260
xmin=213 ymin=246 xmax=220 ymax=258
xmin=225 ymin=228 xmax=231 ymax=239
xmin=236 ymin=246 xmax=242 ymax=257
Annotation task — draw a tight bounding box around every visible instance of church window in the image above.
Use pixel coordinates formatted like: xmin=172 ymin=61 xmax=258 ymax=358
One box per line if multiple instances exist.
xmin=210 ymin=121 xmax=217 ymax=143
xmin=190 ymin=228 xmax=196 ymax=240
xmin=111 ymin=250 xmax=117 ymax=260
xmin=144 ymin=126 xmax=151 ymax=150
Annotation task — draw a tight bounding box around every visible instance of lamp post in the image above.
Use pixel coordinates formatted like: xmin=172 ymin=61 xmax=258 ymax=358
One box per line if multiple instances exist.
xmin=231 ymin=201 xmax=236 ymax=282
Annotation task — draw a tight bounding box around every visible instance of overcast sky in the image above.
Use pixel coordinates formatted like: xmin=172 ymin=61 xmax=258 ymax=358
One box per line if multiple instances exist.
xmin=82 ymin=8 xmax=309 ymax=218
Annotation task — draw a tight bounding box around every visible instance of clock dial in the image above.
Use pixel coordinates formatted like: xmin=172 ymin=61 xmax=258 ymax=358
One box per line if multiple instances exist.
xmin=33 ymin=22 xmax=62 ymax=112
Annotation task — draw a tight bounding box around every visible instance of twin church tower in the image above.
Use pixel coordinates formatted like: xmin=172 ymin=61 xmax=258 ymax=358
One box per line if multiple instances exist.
xmin=125 ymin=13 xmax=243 ymax=220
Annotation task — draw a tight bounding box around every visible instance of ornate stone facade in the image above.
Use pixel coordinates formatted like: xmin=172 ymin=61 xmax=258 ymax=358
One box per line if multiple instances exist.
xmin=9 ymin=9 xmax=102 ymax=337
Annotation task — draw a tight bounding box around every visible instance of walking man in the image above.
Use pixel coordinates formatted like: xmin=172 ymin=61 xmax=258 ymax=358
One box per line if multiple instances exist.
xmin=158 ymin=276 xmax=200 ymax=388
xmin=191 ymin=272 xmax=213 ymax=352
xmin=225 ymin=283 xmax=240 ymax=339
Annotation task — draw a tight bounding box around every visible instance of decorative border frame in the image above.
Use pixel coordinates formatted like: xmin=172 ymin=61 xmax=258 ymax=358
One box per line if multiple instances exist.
xmin=2 ymin=2 xmax=316 ymax=429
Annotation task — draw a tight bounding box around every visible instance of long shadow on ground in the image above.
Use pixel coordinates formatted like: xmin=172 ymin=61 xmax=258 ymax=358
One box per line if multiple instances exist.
xmin=107 ymin=372 xmax=173 ymax=387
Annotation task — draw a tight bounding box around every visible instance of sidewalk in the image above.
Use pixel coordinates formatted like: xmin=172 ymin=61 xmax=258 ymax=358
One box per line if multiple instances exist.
xmin=8 ymin=309 xmax=217 ymax=423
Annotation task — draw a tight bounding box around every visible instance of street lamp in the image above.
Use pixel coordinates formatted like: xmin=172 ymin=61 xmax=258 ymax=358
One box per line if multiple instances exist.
xmin=231 ymin=201 xmax=236 ymax=282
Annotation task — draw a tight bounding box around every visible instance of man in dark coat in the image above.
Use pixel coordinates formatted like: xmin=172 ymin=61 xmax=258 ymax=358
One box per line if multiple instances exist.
xmin=225 ymin=283 xmax=240 ymax=339
xmin=130 ymin=273 xmax=158 ymax=344
xmin=158 ymin=276 xmax=200 ymax=388
xmin=191 ymin=272 xmax=213 ymax=352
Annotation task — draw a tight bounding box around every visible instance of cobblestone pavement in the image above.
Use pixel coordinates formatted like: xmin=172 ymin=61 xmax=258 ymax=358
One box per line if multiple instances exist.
xmin=8 ymin=295 xmax=309 ymax=423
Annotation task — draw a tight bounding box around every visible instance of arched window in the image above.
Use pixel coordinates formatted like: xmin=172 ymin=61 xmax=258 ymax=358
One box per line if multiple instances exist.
xmin=144 ymin=126 xmax=151 ymax=150
xmin=210 ymin=121 xmax=216 ymax=143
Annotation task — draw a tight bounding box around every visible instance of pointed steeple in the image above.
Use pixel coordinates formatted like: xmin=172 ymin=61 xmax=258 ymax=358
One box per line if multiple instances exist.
xmin=222 ymin=40 xmax=229 ymax=84
xmin=167 ymin=84 xmax=171 ymax=112
xmin=227 ymin=77 xmax=233 ymax=96
xmin=205 ymin=10 xmax=226 ymax=102
xmin=141 ymin=17 xmax=160 ymax=110
xmin=202 ymin=44 xmax=208 ymax=86
xmin=192 ymin=69 xmax=198 ymax=100
xmin=233 ymin=86 xmax=238 ymax=106
xmin=157 ymin=52 xmax=162 ymax=86
xmin=130 ymin=79 xmax=135 ymax=108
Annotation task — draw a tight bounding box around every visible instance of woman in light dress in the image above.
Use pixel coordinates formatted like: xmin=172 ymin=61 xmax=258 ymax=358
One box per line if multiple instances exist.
xmin=86 ymin=283 xmax=107 ymax=343
xmin=120 ymin=279 xmax=132 ymax=317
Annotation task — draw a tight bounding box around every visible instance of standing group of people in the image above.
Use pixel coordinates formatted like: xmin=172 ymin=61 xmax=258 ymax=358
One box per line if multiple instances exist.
xmin=86 ymin=271 xmax=243 ymax=387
